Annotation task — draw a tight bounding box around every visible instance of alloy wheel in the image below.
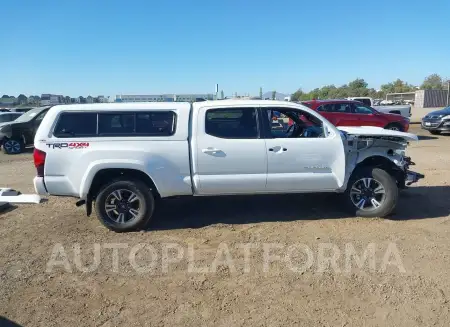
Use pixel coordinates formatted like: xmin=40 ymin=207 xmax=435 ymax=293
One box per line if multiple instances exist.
xmin=104 ymin=189 xmax=142 ymax=224
xmin=349 ymin=178 xmax=386 ymax=211
xmin=3 ymin=140 xmax=21 ymax=154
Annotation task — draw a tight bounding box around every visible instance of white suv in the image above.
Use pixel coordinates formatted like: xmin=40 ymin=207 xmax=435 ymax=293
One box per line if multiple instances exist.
xmin=33 ymin=101 xmax=423 ymax=232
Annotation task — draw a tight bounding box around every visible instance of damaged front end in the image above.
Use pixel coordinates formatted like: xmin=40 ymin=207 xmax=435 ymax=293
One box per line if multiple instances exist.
xmin=402 ymin=156 xmax=425 ymax=186
xmin=339 ymin=127 xmax=425 ymax=188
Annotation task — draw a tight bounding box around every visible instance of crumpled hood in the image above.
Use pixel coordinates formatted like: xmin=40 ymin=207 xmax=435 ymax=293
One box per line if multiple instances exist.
xmin=337 ymin=126 xmax=418 ymax=141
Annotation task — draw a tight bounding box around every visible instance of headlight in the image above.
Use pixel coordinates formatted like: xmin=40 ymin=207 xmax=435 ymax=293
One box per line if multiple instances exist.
xmin=442 ymin=115 xmax=450 ymax=120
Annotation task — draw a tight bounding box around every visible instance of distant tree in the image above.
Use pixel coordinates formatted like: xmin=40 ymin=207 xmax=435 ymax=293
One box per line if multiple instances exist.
xmin=381 ymin=79 xmax=415 ymax=95
xmin=79 ymin=96 xmax=86 ymax=103
xmin=290 ymin=89 xmax=304 ymax=101
xmin=64 ymin=96 xmax=71 ymax=104
xmin=421 ymin=73 xmax=444 ymax=90
xmin=348 ymin=78 xmax=368 ymax=90
xmin=271 ymin=90 xmax=276 ymax=100
xmin=17 ymin=94 xmax=27 ymax=104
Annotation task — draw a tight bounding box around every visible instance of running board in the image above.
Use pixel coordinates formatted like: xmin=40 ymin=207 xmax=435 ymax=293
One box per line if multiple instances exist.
xmin=0 ymin=188 xmax=42 ymax=206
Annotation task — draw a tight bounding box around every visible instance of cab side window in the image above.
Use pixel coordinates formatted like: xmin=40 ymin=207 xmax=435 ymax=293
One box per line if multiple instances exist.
xmin=266 ymin=107 xmax=325 ymax=139
xmin=205 ymin=108 xmax=258 ymax=139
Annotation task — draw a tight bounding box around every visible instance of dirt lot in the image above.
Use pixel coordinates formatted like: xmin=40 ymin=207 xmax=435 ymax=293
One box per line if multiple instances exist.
xmin=1 ymin=125 xmax=449 ymax=327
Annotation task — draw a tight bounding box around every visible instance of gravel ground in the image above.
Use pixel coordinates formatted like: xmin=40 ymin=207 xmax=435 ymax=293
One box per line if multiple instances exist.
xmin=1 ymin=125 xmax=449 ymax=327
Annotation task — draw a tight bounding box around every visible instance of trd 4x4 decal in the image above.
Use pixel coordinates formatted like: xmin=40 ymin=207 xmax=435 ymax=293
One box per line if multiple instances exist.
xmin=46 ymin=142 xmax=90 ymax=149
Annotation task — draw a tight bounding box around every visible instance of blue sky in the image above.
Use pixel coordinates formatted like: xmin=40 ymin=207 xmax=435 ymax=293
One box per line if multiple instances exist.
xmin=2 ymin=0 xmax=450 ymax=98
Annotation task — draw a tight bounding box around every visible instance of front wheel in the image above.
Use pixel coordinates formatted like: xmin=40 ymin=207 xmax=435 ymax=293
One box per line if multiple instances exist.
xmin=429 ymin=130 xmax=441 ymax=135
xmin=94 ymin=179 xmax=155 ymax=232
xmin=344 ymin=167 xmax=398 ymax=218
xmin=384 ymin=123 xmax=403 ymax=132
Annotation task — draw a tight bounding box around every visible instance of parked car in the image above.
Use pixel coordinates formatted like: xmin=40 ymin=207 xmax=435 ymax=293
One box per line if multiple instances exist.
xmin=302 ymin=99 xmax=410 ymax=132
xmin=347 ymin=97 xmax=411 ymax=118
xmin=32 ymin=101 xmax=423 ymax=232
xmin=0 ymin=112 xmax=22 ymax=125
xmin=0 ymin=106 xmax=50 ymax=154
xmin=421 ymin=106 xmax=450 ymax=135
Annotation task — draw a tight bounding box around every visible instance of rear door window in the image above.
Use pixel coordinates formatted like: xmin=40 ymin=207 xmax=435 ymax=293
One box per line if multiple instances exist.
xmin=352 ymin=104 xmax=374 ymax=114
xmin=205 ymin=108 xmax=258 ymax=139
xmin=330 ymin=103 xmax=351 ymax=113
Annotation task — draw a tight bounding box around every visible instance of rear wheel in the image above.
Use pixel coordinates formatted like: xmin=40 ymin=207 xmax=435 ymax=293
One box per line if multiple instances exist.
xmin=384 ymin=123 xmax=403 ymax=132
xmin=3 ymin=138 xmax=24 ymax=154
xmin=344 ymin=167 xmax=398 ymax=218
xmin=94 ymin=179 xmax=155 ymax=232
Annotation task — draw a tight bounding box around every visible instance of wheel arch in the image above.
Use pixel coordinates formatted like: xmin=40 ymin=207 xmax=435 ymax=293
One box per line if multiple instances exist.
xmin=83 ymin=167 xmax=161 ymax=201
xmin=384 ymin=122 xmax=403 ymax=131
xmin=353 ymin=155 xmax=405 ymax=188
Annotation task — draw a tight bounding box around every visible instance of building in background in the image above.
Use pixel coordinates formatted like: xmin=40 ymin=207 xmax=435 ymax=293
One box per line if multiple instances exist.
xmin=86 ymin=96 xmax=94 ymax=103
xmin=115 ymin=94 xmax=214 ymax=103
xmin=386 ymin=92 xmax=416 ymax=103
xmin=414 ymin=89 xmax=449 ymax=108
xmin=40 ymin=94 xmax=64 ymax=106
xmin=97 ymin=95 xmax=108 ymax=103
xmin=386 ymin=90 xmax=449 ymax=108
xmin=0 ymin=97 xmax=17 ymax=108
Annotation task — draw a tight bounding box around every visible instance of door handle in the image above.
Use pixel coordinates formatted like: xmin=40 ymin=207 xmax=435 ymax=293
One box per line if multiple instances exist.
xmin=202 ymin=148 xmax=220 ymax=154
xmin=268 ymin=147 xmax=287 ymax=152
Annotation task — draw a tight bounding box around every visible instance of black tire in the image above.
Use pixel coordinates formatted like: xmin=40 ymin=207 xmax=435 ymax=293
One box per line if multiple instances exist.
xmin=344 ymin=167 xmax=398 ymax=218
xmin=384 ymin=123 xmax=403 ymax=132
xmin=2 ymin=138 xmax=24 ymax=154
xmin=429 ymin=130 xmax=441 ymax=135
xmin=94 ymin=179 xmax=155 ymax=232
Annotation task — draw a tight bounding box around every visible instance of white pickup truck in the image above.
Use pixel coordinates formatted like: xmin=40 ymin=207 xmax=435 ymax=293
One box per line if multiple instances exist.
xmin=33 ymin=100 xmax=424 ymax=232
xmin=348 ymin=97 xmax=411 ymax=119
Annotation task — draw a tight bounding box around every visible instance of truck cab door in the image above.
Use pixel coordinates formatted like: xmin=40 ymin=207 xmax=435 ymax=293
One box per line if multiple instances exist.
xmin=191 ymin=106 xmax=268 ymax=195
xmin=261 ymin=106 xmax=346 ymax=192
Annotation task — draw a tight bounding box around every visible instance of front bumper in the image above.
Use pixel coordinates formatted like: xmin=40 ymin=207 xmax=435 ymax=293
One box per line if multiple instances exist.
xmin=421 ymin=119 xmax=450 ymax=131
xmin=405 ymin=170 xmax=425 ymax=186
xmin=401 ymin=156 xmax=424 ymax=186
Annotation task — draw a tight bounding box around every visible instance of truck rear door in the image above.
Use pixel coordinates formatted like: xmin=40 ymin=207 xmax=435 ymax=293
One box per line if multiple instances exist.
xmin=191 ymin=104 xmax=267 ymax=195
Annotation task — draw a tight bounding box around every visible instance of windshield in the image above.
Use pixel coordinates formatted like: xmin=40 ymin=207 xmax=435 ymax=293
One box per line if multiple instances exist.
xmin=13 ymin=108 xmax=45 ymax=122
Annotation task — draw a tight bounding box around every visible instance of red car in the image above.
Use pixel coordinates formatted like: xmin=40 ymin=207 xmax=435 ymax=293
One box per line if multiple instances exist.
xmin=301 ymin=99 xmax=410 ymax=132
